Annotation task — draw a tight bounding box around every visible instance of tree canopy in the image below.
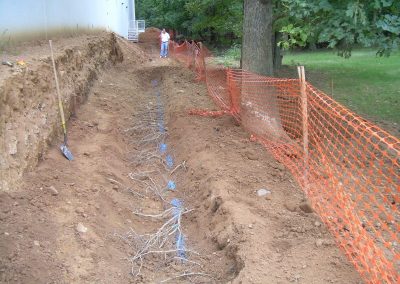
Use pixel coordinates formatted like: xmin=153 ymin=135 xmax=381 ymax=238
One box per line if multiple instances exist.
xmin=136 ymin=0 xmax=243 ymax=45
xmin=277 ymin=0 xmax=400 ymax=57
xmin=137 ymin=0 xmax=400 ymax=56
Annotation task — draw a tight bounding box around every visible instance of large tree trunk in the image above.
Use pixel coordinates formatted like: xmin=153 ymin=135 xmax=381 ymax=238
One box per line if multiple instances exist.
xmin=240 ymin=0 xmax=288 ymax=143
xmin=242 ymin=0 xmax=273 ymax=76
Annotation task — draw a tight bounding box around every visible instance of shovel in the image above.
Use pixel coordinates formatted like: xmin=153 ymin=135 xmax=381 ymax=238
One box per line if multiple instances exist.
xmin=49 ymin=40 xmax=74 ymax=160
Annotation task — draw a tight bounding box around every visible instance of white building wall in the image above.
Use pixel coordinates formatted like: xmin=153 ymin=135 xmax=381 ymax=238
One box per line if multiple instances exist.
xmin=0 ymin=0 xmax=133 ymax=39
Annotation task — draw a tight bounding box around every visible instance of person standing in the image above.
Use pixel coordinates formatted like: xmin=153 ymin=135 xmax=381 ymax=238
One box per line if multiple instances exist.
xmin=160 ymin=29 xmax=170 ymax=58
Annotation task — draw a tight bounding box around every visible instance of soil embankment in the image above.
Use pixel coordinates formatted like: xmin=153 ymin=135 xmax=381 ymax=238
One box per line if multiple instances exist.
xmin=0 ymin=32 xmax=124 ymax=191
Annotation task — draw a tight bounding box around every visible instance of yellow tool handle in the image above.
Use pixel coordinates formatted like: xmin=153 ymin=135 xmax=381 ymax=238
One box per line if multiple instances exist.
xmin=49 ymin=40 xmax=67 ymax=136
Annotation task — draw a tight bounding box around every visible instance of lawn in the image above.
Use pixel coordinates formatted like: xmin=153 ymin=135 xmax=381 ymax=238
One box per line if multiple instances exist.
xmin=283 ymin=49 xmax=400 ymax=131
xmin=213 ymin=47 xmax=400 ymax=135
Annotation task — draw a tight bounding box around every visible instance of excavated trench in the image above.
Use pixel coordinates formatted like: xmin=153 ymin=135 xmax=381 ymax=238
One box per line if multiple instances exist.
xmin=0 ymin=32 xmax=123 ymax=192
xmin=0 ymin=33 xmax=362 ymax=283
xmin=0 ymin=35 xmax=242 ymax=283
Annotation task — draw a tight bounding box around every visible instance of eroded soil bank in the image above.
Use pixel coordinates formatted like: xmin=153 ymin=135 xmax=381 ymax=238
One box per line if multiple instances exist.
xmin=0 ymin=32 xmax=123 ymax=192
xmin=0 ymin=34 xmax=362 ymax=283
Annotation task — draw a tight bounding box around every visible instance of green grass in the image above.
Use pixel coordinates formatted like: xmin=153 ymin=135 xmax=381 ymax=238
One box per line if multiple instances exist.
xmin=212 ymin=44 xmax=241 ymax=67
xmin=283 ymin=49 xmax=400 ymax=129
xmin=213 ymin=47 xmax=400 ymax=133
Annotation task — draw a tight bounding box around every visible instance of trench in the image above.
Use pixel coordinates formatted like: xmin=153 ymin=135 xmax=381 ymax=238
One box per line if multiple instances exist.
xmin=0 ymin=34 xmax=362 ymax=284
xmin=114 ymin=65 xmax=242 ymax=282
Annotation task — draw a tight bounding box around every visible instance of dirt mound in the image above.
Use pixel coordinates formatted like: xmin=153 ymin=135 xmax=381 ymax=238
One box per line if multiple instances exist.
xmin=139 ymin=27 xmax=161 ymax=43
xmin=0 ymin=32 xmax=125 ymax=192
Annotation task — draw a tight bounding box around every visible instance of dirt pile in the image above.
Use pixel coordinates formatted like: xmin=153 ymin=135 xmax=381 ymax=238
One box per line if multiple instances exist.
xmin=162 ymin=65 xmax=363 ymax=283
xmin=0 ymin=32 xmax=123 ymax=192
xmin=139 ymin=27 xmax=161 ymax=43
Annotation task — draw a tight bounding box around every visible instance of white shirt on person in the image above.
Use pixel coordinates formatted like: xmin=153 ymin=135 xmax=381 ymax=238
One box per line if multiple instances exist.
xmin=161 ymin=32 xmax=170 ymax=43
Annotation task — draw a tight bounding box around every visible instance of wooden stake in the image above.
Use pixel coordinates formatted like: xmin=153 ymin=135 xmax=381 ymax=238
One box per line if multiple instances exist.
xmin=298 ymin=66 xmax=309 ymax=191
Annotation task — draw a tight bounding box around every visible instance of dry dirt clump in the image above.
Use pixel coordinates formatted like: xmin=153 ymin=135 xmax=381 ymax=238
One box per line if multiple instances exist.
xmin=139 ymin=27 xmax=161 ymax=43
xmin=0 ymin=32 xmax=123 ymax=192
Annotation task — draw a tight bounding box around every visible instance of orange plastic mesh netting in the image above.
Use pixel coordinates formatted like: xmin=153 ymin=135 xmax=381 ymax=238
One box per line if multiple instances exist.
xmin=169 ymin=41 xmax=400 ymax=283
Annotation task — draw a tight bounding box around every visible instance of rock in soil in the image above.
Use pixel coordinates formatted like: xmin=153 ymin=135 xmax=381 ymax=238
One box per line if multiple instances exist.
xmin=257 ymin=188 xmax=271 ymax=197
xmin=48 ymin=186 xmax=59 ymax=196
xmin=284 ymin=201 xmax=297 ymax=212
xmin=76 ymin=223 xmax=88 ymax=233
xmin=299 ymin=202 xmax=314 ymax=213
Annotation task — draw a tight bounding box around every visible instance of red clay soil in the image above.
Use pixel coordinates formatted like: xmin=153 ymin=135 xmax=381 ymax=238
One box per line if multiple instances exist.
xmin=0 ymin=34 xmax=363 ymax=283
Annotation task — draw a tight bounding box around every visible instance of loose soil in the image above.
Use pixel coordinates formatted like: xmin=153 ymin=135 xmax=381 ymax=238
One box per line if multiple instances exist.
xmin=0 ymin=32 xmax=363 ymax=283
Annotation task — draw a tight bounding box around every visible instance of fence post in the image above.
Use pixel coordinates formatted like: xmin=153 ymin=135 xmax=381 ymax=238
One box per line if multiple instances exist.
xmin=198 ymin=42 xmax=205 ymax=80
xmin=298 ymin=66 xmax=309 ymax=191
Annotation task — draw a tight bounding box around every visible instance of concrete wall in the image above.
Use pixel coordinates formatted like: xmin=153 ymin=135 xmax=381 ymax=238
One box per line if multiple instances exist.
xmin=0 ymin=0 xmax=133 ymax=39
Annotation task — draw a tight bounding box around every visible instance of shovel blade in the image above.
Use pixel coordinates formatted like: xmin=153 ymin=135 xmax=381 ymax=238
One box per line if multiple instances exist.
xmin=60 ymin=144 xmax=74 ymax=160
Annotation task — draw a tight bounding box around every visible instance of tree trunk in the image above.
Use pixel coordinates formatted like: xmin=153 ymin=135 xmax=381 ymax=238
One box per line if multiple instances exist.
xmin=242 ymin=0 xmax=273 ymax=76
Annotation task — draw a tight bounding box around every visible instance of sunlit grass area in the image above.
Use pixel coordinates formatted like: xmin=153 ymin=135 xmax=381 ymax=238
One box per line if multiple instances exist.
xmin=283 ymin=49 xmax=400 ymax=127
xmin=213 ymin=47 xmax=400 ymax=133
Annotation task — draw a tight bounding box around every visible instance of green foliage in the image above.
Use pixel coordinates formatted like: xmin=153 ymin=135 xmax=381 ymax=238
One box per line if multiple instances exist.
xmin=213 ymin=44 xmax=241 ymax=67
xmin=136 ymin=0 xmax=243 ymax=45
xmin=278 ymin=24 xmax=309 ymax=49
xmin=137 ymin=0 xmax=399 ymax=56
xmin=277 ymin=0 xmax=400 ymax=57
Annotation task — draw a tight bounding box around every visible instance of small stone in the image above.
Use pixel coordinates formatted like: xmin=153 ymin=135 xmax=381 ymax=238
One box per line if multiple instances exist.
xmin=248 ymin=224 xmax=253 ymax=229
xmin=4 ymin=232 xmax=9 ymax=236
xmin=284 ymin=202 xmax=297 ymax=212
xmin=34 ymin=240 xmax=40 ymax=246
xmin=245 ymin=151 xmax=259 ymax=161
xmin=113 ymin=185 xmax=119 ymax=191
xmin=48 ymin=186 xmax=59 ymax=196
xmin=76 ymin=223 xmax=88 ymax=233
xmin=178 ymin=90 xmax=184 ymax=93
xmin=257 ymin=189 xmax=271 ymax=197
xmin=299 ymin=202 xmax=313 ymax=213
xmin=315 ymin=239 xmax=324 ymax=247
xmin=314 ymin=221 xmax=321 ymax=227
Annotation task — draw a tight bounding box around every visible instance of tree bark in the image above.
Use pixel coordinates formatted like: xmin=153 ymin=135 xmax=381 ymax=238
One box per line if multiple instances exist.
xmin=242 ymin=0 xmax=273 ymax=76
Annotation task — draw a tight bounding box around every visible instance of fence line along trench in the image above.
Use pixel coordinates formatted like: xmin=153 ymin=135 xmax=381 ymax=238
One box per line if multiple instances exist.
xmin=169 ymin=40 xmax=400 ymax=284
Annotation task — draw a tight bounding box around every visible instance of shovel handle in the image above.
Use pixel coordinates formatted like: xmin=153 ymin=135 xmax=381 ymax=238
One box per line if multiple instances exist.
xmin=49 ymin=40 xmax=68 ymax=140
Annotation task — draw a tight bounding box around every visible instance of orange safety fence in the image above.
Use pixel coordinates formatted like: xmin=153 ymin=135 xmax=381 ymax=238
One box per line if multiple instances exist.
xmin=169 ymin=41 xmax=400 ymax=283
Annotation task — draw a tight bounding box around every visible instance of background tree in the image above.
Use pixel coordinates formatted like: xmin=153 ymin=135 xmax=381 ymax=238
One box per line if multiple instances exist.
xmin=136 ymin=0 xmax=399 ymax=73
xmin=242 ymin=0 xmax=273 ymax=75
xmin=277 ymin=0 xmax=400 ymax=57
xmin=136 ymin=0 xmax=243 ymax=46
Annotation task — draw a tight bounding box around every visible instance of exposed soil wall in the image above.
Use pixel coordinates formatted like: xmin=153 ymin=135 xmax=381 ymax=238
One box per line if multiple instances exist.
xmin=0 ymin=32 xmax=123 ymax=191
